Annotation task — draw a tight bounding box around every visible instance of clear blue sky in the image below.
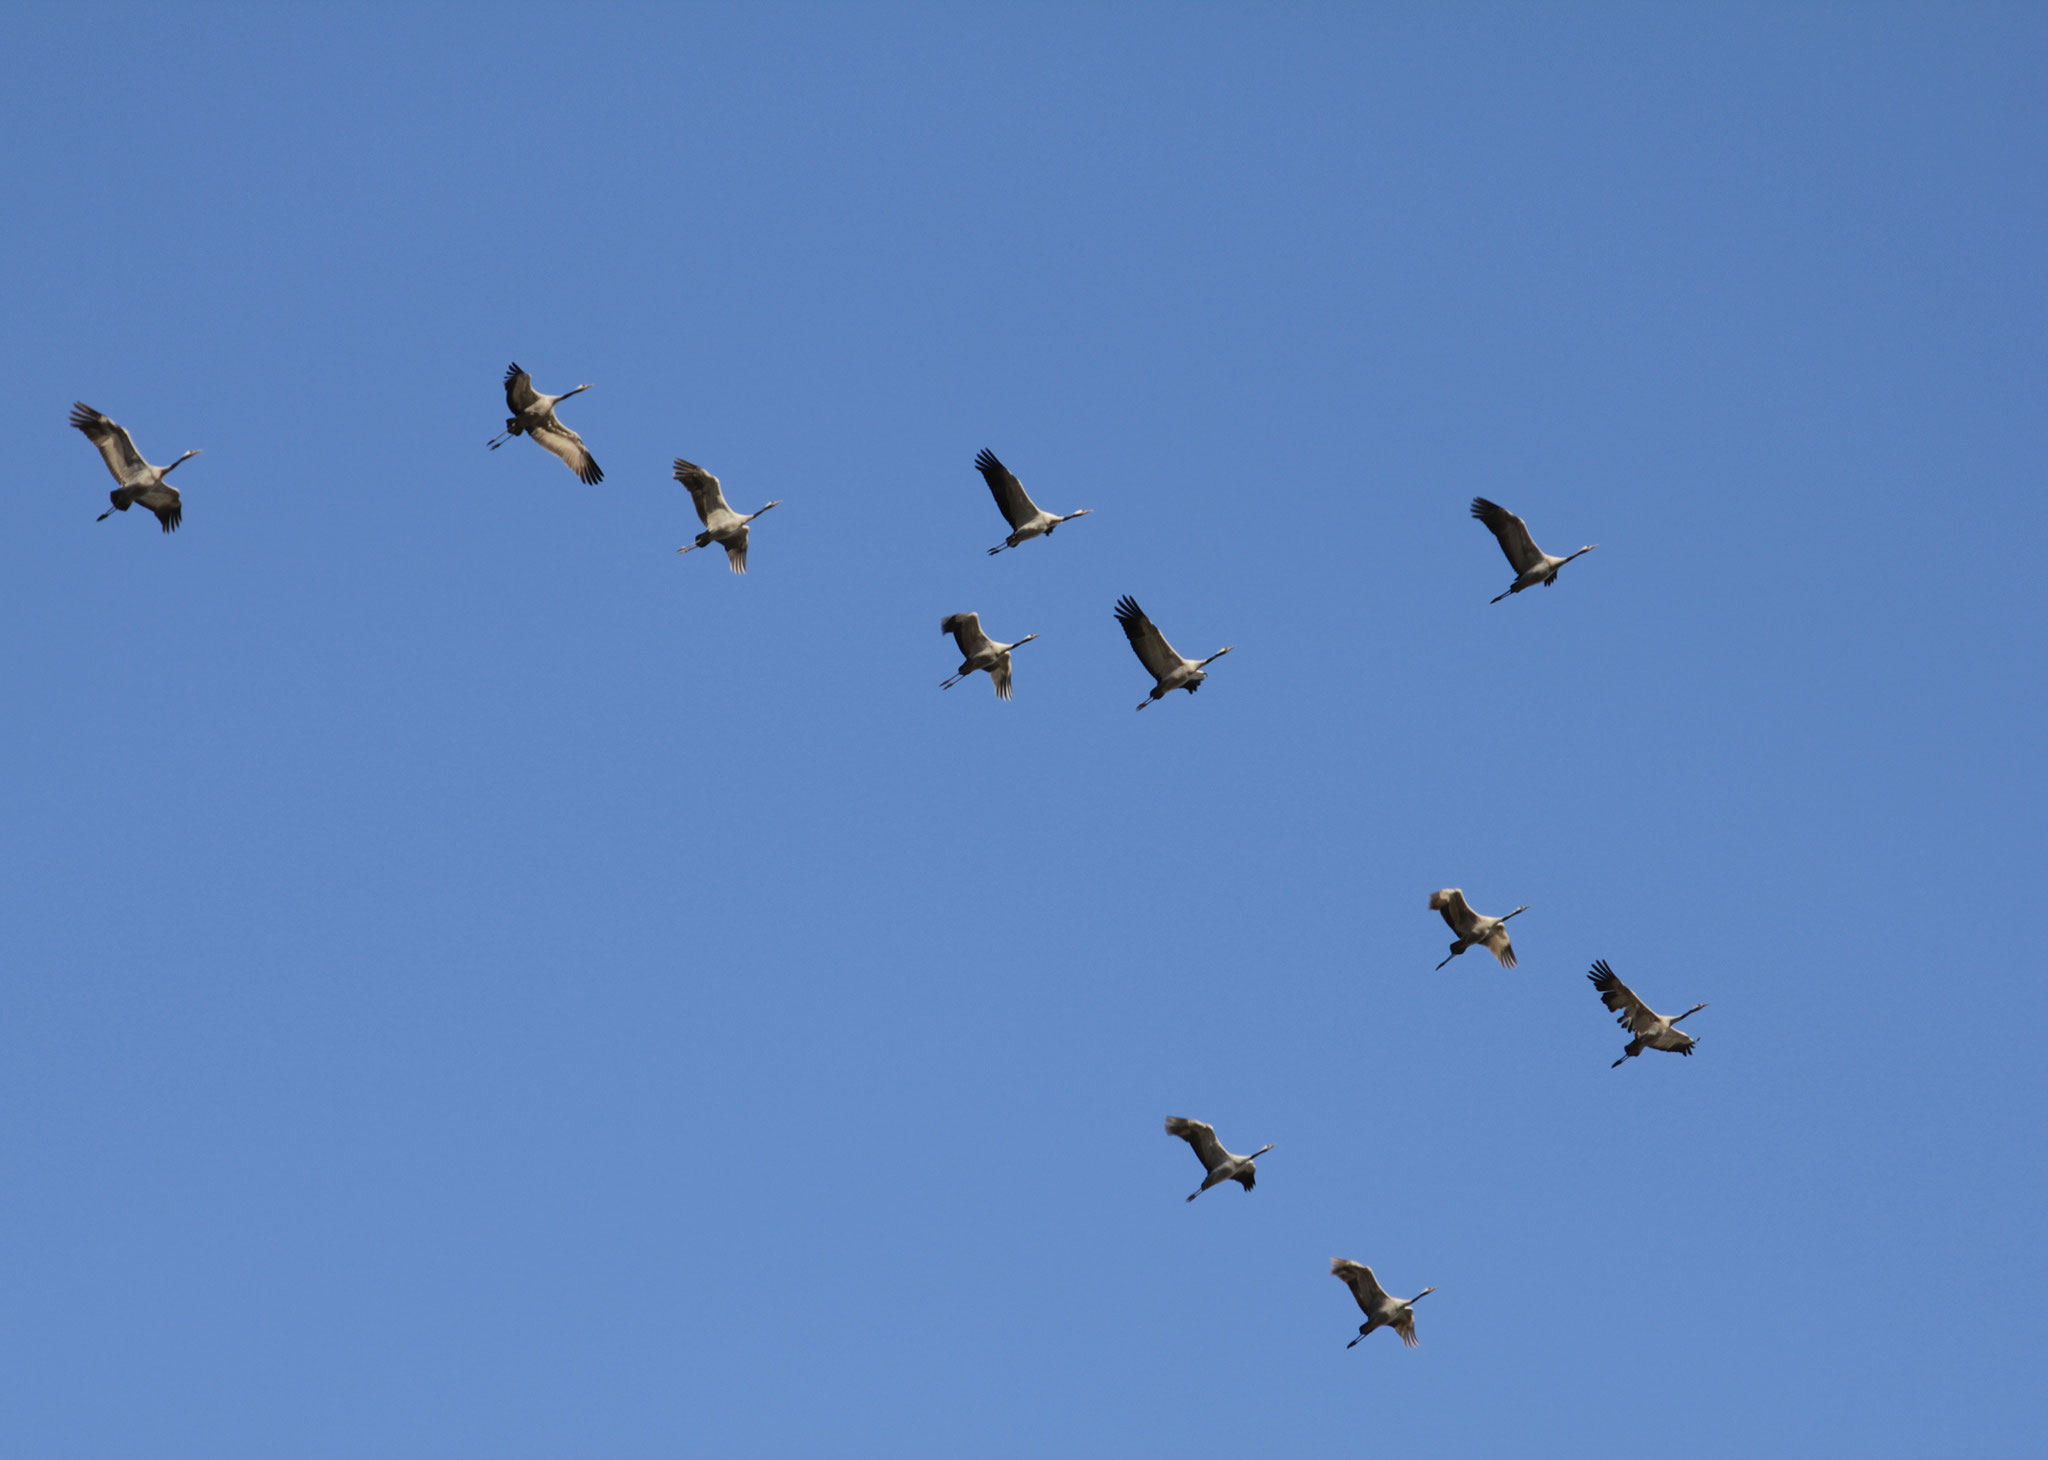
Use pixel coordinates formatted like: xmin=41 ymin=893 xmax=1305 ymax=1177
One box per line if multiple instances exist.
xmin=2 ymin=4 xmax=2042 ymax=1455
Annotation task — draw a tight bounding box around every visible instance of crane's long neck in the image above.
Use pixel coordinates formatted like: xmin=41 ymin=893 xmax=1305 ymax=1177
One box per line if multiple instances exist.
xmin=1672 ymin=1003 xmax=1707 ymax=1024
xmin=1560 ymin=545 xmax=1597 ymax=566
xmin=167 ymin=450 xmax=201 ymax=472
xmin=1198 ymin=646 xmax=1235 ymax=669
xmin=1248 ymin=1144 xmax=1274 ymax=1160
xmin=1501 ymin=906 xmax=1529 ymax=922
xmin=1408 ymin=1286 xmax=1436 ymax=1303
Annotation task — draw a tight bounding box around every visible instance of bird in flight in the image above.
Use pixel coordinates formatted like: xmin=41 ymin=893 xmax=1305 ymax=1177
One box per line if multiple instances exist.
xmin=1330 ymin=1260 xmax=1436 ymax=1349
xmin=71 ymin=403 xmax=199 ymax=533
xmin=1428 ymin=888 xmax=1529 ymax=970
xmin=1164 ymin=1117 xmax=1273 ymax=1202
xmin=673 ymin=459 xmax=781 ymax=574
xmin=489 ymin=363 xmax=602 ymax=483
xmin=1113 ymin=596 xmax=1233 ymax=711
xmin=974 ymin=449 xmax=1091 ymax=555
xmin=1587 ymin=960 xmax=1708 ymax=1067
xmin=939 ymin=613 xmax=1038 ymax=700
xmin=1469 ymin=497 xmax=1596 ymax=603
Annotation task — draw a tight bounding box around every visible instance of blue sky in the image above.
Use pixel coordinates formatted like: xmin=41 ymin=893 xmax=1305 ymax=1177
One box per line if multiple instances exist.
xmin=1 ymin=4 xmax=2042 ymax=1455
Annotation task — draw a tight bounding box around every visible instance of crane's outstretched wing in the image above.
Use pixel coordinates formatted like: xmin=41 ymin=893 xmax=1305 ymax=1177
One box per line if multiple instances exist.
xmin=1115 ymin=596 xmax=1184 ymax=681
xmin=1429 ymin=888 xmax=1479 ymax=937
xmin=1471 ymin=497 xmax=1543 ymax=573
xmin=532 ymin=419 xmax=602 ymax=484
xmin=722 ymin=527 xmax=750 ymax=575
xmin=976 ymin=449 xmax=1039 ymax=530
xmin=503 ymin=362 xmax=540 ymax=414
xmin=1483 ymin=927 xmax=1517 ymax=969
xmin=1165 ymin=1117 xmax=1228 ymax=1175
xmin=989 ymin=651 xmax=1014 ymax=701
xmin=70 ymin=404 xmax=148 ymax=486
xmin=940 ymin=612 xmax=993 ymax=660
xmin=1330 ymin=1259 xmax=1389 ymax=1313
xmin=148 ymin=496 xmax=182 ymax=534
xmin=1588 ymin=960 xmax=1660 ymax=1034
xmin=674 ymin=459 xmax=730 ymax=524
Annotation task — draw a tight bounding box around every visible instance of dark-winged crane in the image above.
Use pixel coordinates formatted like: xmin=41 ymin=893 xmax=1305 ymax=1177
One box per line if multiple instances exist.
xmin=674 ymin=459 xmax=781 ymax=574
xmin=1330 ymin=1260 xmax=1435 ymax=1349
xmin=939 ymin=613 xmax=1037 ymax=700
xmin=71 ymin=403 xmax=199 ymax=533
xmin=975 ymin=449 xmax=1091 ymax=554
xmin=1164 ymin=1117 xmax=1272 ymax=1202
xmin=489 ymin=363 xmax=602 ymax=483
xmin=1428 ymin=888 xmax=1528 ymax=970
xmin=1470 ymin=497 xmax=1596 ymax=602
xmin=1588 ymin=960 xmax=1707 ymax=1067
xmin=1114 ymin=596 xmax=1232 ymax=711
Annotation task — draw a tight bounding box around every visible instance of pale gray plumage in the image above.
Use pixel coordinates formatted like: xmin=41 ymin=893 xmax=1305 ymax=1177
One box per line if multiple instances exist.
xmin=975 ymin=448 xmax=1091 ymax=554
xmin=489 ymin=363 xmax=602 ymax=483
xmin=939 ymin=612 xmax=1037 ymax=700
xmin=1113 ymin=595 xmax=1233 ymax=711
xmin=1164 ymin=1117 xmax=1273 ymax=1202
xmin=71 ymin=403 xmax=198 ymax=533
xmin=674 ymin=458 xmax=781 ymax=574
xmin=1330 ymin=1259 xmax=1435 ymax=1349
xmin=1470 ymin=496 xmax=1596 ymax=602
xmin=1428 ymin=888 xmax=1528 ymax=970
xmin=1588 ymin=960 xmax=1708 ymax=1067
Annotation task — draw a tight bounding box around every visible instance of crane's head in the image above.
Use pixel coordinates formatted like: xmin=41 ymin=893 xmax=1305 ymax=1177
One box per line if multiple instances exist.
xmin=168 ymin=449 xmax=203 ymax=471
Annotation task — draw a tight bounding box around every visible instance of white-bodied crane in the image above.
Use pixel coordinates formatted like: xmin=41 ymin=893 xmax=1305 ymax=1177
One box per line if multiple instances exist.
xmin=488 ymin=363 xmax=602 ymax=483
xmin=1114 ymin=595 xmax=1233 ymax=711
xmin=71 ymin=403 xmax=199 ymax=533
xmin=1588 ymin=960 xmax=1707 ymax=1067
xmin=1164 ymin=1117 xmax=1273 ymax=1202
xmin=975 ymin=449 xmax=1091 ymax=554
xmin=674 ymin=459 xmax=781 ymax=574
xmin=1428 ymin=889 xmax=1529 ymax=970
xmin=1330 ymin=1260 xmax=1436 ymax=1349
xmin=1470 ymin=497 xmax=1596 ymax=602
xmin=939 ymin=613 xmax=1037 ymax=700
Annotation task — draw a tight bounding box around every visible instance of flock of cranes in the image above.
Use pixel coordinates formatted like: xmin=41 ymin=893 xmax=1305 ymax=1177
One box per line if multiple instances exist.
xmin=69 ymin=360 xmax=1714 ymax=1354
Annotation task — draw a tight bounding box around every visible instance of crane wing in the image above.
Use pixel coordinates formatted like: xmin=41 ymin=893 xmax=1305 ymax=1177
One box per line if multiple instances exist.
xmin=723 ymin=526 xmax=749 ymax=575
xmin=940 ymin=612 xmax=993 ymax=659
xmin=975 ymin=448 xmax=1040 ymax=530
xmin=1483 ymin=927 xmax=1517 ymax=969
xmin=1165 ymin=1117 xmax=1228 ymax=1175
xmin=530 ymin=419 xmax=602 ymax=484
xmin=674 ymin=459 xmax=730 ymax=523
xmin=989 ymin=651 xmax=1014 ymax=701
xmin=1390 ymin=1307 xmax=1421 ymax=1347
xmin=1115 ymin=596 xmax=1185 ymax=681
xmin=1330 ymin=1259 xmax=1389 ymax=1313
xmin=70 ymin=403 xmax=148 ymax=485
xmin=1471 ymin=497 xmax=1544 ymax=573
xmin=503 ymin=362 xmax=540 ymax=414
xmin=1588 ymin=960 xmax=1660 ymax=1034
xmin=149 ymin=496 xmax=182 ymax=533
xmin=1429 ymin=888 xmax=1479 ymax=937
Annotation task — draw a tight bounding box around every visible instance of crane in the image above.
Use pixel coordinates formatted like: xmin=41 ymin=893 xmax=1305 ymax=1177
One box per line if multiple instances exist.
xmin=488 ymin=363 xmax=602 ymax=483
xmin=674 ymin=459 xmax=781 ymax=574
xmin=1113 ymin=595 xmax=1233 ymax=710
xmin=70 ymin=403 xmax=199 ymax=533
xmin=1470 ymin=497 xmax=1596 ymax=602
xmin=975 ymin=449 xmax=1091 ymax=554
xmin=1428 ymin=889 xmax=1529 ymax=970
xmin=1330 ymin=1260 xmax=1436 ymax=1349
xmin=1588 ymin=960 xmax=1707 ymax=1067
xmin=939 ymin=613 xmax=1037 ymax=700
xmin=1163 ymin=1117 xmax=1273 ymax=1202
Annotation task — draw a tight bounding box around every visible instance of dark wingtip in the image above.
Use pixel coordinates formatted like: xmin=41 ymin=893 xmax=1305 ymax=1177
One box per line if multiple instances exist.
xmin=975 ymin=448 xmax=1001 ymax=473
xmin=1113 ymin=594 xmax=1141 ymax=622
xmin=581 ymin=460 xmax=603 ymax=485
xmin=504 ymin=361 xmax=523 ymax=381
